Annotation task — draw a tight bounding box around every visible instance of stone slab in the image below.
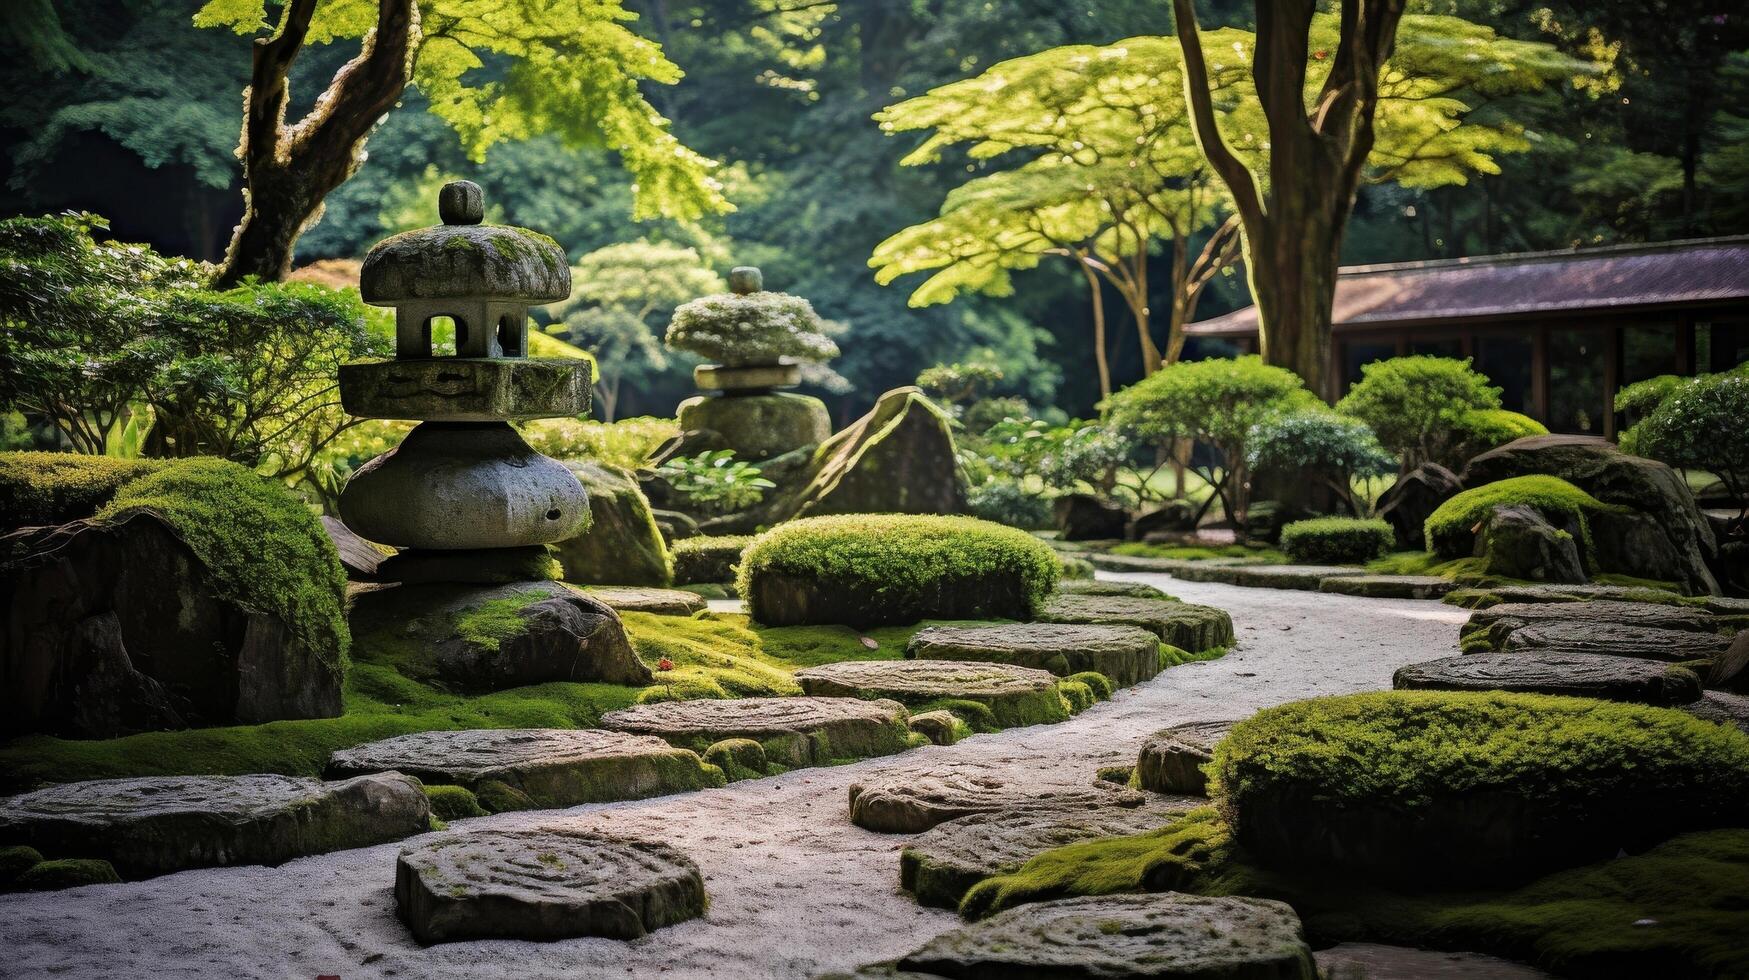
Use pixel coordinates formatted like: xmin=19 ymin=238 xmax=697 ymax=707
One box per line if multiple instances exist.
xmin=1053 ymin=579 xmax=1175 ymax=600
xmin=600 ymin=696 xmax=913 ymax=766
xmin=907 ymin=623 xmax=1162 ymax=688
xmin=1394 ymin=652 xmax=1703 ymax=706
xmin=339 ymin=358 xmax=590 ymax=421
xmin=1317 ymin=575 xmax=1455 ymax=600
xmin=1461 ymin=601 xmax=1720 ymax=650
xmin=794 ymin=660 xmax=1063 ymax=728
xmin=694 ymin=361 xmax=801 ymax=392
xmin=1499 ymin=621 xmax=1733 ymax=662
xmin=0 ymin=773 xmax=428 ymax=879
xmin=1220 ymin=564 xmax=1368 ymax=591
xmin=583 ymin=586 xmax=708 ymax=616
xmin=1135 ymin=720 xmax=1239 ymax=796
xmin=1034 ymin=594 xmax=1234 ymax=652
xmin=1687 ymin=690 xmax=1749 ymax=734
xmin=848 ymin=763 xmax=1145 ymax=833
xmin=396 ymin=829 xmax=705 ymax=943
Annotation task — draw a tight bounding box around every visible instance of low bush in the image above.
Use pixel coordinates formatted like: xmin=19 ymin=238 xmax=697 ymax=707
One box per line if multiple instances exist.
xmin=738 ymin=514 xmax=1059 ymax=626
xmin=0 ymin=452 xmax=163 ymax=528
xmin=1423 ymin=474 xmax=1618 ymax=558
xmin=1279 ymin=517 xmax=1393 ymax=564
xmin=1448 ymin=408 xmax=1547 ymax=464
xmin=966 ymin=477 xmax=1054 ymax=530
xmin=1334 ymin=355 xmax=1502 ymax=469
xmin=671 ymin=535 xmax=752 ymax=584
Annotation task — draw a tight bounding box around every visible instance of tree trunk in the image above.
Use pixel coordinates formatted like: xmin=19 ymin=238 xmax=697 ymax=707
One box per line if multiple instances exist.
xmin=1246 ymin=201 xmax=1341 ymax=401
xmin=1076 ymin=254 xmax=1113 ymax=402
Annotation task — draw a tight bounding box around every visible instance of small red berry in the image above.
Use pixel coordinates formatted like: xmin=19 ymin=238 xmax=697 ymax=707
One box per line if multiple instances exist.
xmin=657 ymin=657 xmax=675 ymax=672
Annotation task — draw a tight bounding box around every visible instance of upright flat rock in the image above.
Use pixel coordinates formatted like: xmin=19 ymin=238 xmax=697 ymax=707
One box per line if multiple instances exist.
xmin=1461 ymin=600 xmax=1720 ymax=650
xmin=898 ymin=893 xmax=1315 ymax=980
xmin=1395 ymin=652 xmax=1703 ymax=706
xmin=600 ymin=696 xmax=913 ymax=767
xmin=1500 ymin=621 xmax=1733 ymax=662
xmin=396 ymin=830 xmax=705 ymax=944
xmin=1035 ymin=594 xmax=1234 ymax=652
xmin=1317 ymin=575 xmax=1454 ymax=600
xmin=0 ymin=773 xmax=428 ymax=878
xmin=907 ymin=623 xmax=1161 ymax=688
xmin=795 ymin=660 xmax=1068 ymax=728
xmin=583 ymin=586 xmax=708 ymax=617
xmin=1054 ymin=579 xmax=1174 ymax=600
xmin=326 ymin=729 xmax=723 ymax=807
xmin=900 ymin=805 xmax=1178 ymax=909
xmin=849 ymin=763 xmax=1144 ymax=833
xmin=1135 ymin=720 xmax=1238 ymax=796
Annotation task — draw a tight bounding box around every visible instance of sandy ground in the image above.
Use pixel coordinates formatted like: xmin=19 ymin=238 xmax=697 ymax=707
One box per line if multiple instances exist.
xmin=0 ymin=573 xmax=1468 ymax=980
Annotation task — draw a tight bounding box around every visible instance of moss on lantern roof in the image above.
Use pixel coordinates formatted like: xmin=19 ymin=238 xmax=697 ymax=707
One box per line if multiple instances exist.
xmin=664 ymin=266 xmax=840 ymax=366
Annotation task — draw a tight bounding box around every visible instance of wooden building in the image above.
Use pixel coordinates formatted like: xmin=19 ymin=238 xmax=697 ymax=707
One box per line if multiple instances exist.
xmin=1184 ymin=236 xmax=1749 ymax=438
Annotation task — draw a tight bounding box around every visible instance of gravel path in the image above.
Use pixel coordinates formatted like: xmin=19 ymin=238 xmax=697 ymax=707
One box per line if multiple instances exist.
xmin=0 ymin=573 xmax=1467 ymax=980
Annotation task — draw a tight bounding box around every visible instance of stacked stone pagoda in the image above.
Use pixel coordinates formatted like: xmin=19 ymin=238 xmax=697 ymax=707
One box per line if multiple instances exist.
xmin=664 ymin=265 xmax=838 ymax=461
xmin=338 ymin=180 xmax=591 ymax=584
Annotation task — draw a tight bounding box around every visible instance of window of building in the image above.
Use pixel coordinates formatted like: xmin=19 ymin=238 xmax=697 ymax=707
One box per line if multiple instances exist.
xmin=1410 ymin=336 xmax=1465 ymax=359
xmin=1474 ymin=334 xmax=1532 ymax=414
xmin=1621 ymin=323 xmax=1678 ymax=385
xmin=1698 ymin=320 xmax=1749 ymax=372
xmin=1548 ymin=328 xmax=1606 ymax=434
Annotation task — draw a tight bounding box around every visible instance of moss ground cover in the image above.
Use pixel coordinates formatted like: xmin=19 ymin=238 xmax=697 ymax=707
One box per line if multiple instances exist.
xmin=1423 ymin=474 xmax=1622 ymax=558
xmin=670 ymin=534 xmax=753 ymax=585
xmin=1108 ymin=542 xmax=1288 ymax=564
xmin=0 ymin=452 xmax=164 ymax=527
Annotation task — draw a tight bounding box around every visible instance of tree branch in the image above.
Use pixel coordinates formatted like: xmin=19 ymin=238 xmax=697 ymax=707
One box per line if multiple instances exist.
xmin=1171 ymin=0 xmax=1264 ymax=227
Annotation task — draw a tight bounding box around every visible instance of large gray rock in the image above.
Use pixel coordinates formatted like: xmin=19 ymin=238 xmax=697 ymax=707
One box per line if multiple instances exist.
xmin=1394 ymin=652 xmax=1703 ymax=705
xmin=1376 ymin=463 xmax=1462 ymax=550
xmin=554 ymin=460 xmax=670 ymax=586
xmin=900 ymin=805 xmax=1178 ymax=910
xmin=1135 ymin=720 xmax=1238 ymax=796
xmin=795 ymin=660 xmax=1068 ymax=728
xmin=1034 ymin=594 xmax=1234 ymax=651
xmin=1 ymin=512 xmax=342 ymax=738
xmin=600 ymin=696 xmax=914 ymax=767
xmin=908 ymin=623 xmax=1162 ymax=688
xmin=1462 ymin=435 xmax=1719 ymax=594
xmin=848 ymin=763 xmax=1144 ymax=833
xmin=1128 ymin=500 xmax=1197 ymax=541
xmin=898 ymin=894 xmax=1315 ymax=979
xmin=396 ymin=830 xmax=705 ymax=944
xmin=349 ymin=580 xmax=651 ymax=692
xmin=768 ymin=387 xmax=968 ymax=522
xmin=1500 ymin=621 xmax=1734 ymax=664
xmin=1053 ymin=494 xmax=1128 ymax=541
xmin=325 ymin=729 xmax=722 ymax=807
xmin=1478 ymin=504 xmax=1587 ymax=584
xmin=0 ymin=773 xmax=428 ymax=878
xmin=1460 ymin=600 xmax=1721 ymax=651
xmin=1712 ymin=631 xmax=1749 ymax=690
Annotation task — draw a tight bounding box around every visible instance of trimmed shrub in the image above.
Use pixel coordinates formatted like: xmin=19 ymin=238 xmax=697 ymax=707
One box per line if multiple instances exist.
xmin=1212 ymin=690 xmax=1749 ymax=886
xmin=671 ymin=534 xmax=752 ymax=585
xmin=0 ymin=452 xmax=164 ymax=529
xmin=1423 ymin=475 xmax=1618 ymax=559
xmin=966 ymin=477 xmax=1053 ymax=530
xmin=738 ymin=514 xmax=1060 ymax=626
xmin=1335 ymin=356 xmax=1502 ymax=469
xmin=1057 ymin=555 xmax=1095 ymax=580
xmin=1448 ymin=408 xmax=1548 ymax=465
xmin=1279 ymin=517 xmax=1393 ymax=564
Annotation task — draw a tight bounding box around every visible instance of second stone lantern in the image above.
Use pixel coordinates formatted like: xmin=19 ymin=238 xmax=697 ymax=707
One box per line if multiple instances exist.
xmin=338 ymin=180 xmax=591 ymax=584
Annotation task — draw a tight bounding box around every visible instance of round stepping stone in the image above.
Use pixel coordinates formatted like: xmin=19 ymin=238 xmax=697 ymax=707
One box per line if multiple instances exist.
xmin=1316 ymin=943 xmax=1554 ymax=979
xmin=396 ymin=830 xmax=705 ymax=944
xmin=898 ymin=893 xmax=1315 ymax=979
xmin=908 ymin=623 xmax=1162 ymax=688
xmin=0 ymin=773 xmax=429 ymax=879
xmin=1394 ymin=652 xmax=1703 ymax=706
xmin=1224 ymin=564 xmax=1366 ymax=591
xmin=599 ymin=696 xmax=913 ymax=767
xmin=900 ymin=805 xmax=1176 ymax=909
xmin=1135 ymin=720 xmax=1238 ymax=796
xmin=794 ymin=660 xmax=1068 ymax=728
xmin=583 ymin=586 xmax=707 ymax=616
xmin=326 ymin=729 xmax=722 ymax=807
xmin=849 ymin=764 xmax=1145 ymax=833
xmin=1035 ymin=594 xmax=1235 ymax=651
xmin=1461 ymin=600 xmax=1719 ymax=649
xmin=1500 ymin=621 xmax=1733 ymax=662
xmin=1055 ymin=579 xmax=1174 ymax=600
xmin=1317 ymin=575 xmax=1454 ymax=600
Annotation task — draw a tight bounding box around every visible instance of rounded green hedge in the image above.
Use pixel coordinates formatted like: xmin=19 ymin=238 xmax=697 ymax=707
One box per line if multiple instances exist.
xmin=0 ymin=452 xmax=165 ymax=528
xmin=1279 ymin=517 xmax=1393 ymax=564
xmin=738 ymin=514 xmax=1059 ymax=626
xmin=1212 ymin=690 xmax=1749 ymax=886
xmin=1424 ymin=475 xmax=1617 ymax=559
xmin=671 ymin=534 xmax=752 ymax=585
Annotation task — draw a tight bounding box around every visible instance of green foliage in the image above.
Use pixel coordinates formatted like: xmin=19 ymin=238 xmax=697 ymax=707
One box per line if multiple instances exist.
xmin=1335 ymin=356 xmax=1503 ymax=470
xmin=738 ymin=514 xmax=1061 ymax=624
xmin=966 ymin=477 xmax=1054 ymax=530
xmin=1448 ymin=409 xmax=1549 ymax=464
xmin=1424 ymin=475 xmax=1618 ymax=559
xmin=968 ymin=418 xmax=1133 ymax=499
xmin=1279 ymin=518 xmax=1394 ymax=565
xmin=519 ymin=416 xmax=679 ymax=471
xmin=670 ymin=535 xmax=752 ymax=585
xmin=0 ymin=845 xmax=44 ymax=885
xmin=422 ymin=784 xmax=486 ymax=821
xmin=96 ymin=457 xmax=350 ymax=671
xmin=664 ymin=289 xmax=840 ymax=365
xmin=0 ymin=453 xmax=164 ymax=526
xmin=451 ymin=592 xmax=547 ymax=653
xmin=1109 ymin=542 xmax=1286 ymax=564
xmin=1619 ymin=368 xmax=1749 ymax=522
xmin=916 ymin=360 xmax=1004 ymax=405
xmin=655 ymin=450 xmax=776 ymax=515
xmin=1247 ymin=410 xmax=1395 ymax=516
xmin=15 ymin=858 xmax=121 ymax=890
xmin=1065 ymin=671 xmax=1113 ymax=701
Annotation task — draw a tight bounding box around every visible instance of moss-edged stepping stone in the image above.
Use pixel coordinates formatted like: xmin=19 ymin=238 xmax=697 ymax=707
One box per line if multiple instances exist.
xmin=1054 ymin=579 xmax=1175 ymax=600
xmin=583 ymin=586 xmax=707 ymax=616
xmin=1035 ymin=594 xmax=1234 ymax=651
xmin=1444 ymin=583 xmax=1749 ymax=616
xmin=1395 ymin=652 xmax=1702 ymax=706
xmin=396 ymin=829 xmax=705 ymax=944
xmin=1460 ymin=600 xmax=1720 ymax=650
xmin=0 ymin=773 xmax=429 ymax=879
xmin=900 ymin=805 xmax=1176 ymax=909
xmin=599 ymin=696 xmax=913 ymax=767
xmin=795 ymin=660 xmax=1069 ymax=727
xmin=1135 ymin=720 xmax=1238 ymax=796
xmin=1222 ymin=564 xmax=1365 ymax=591
xmin=907 ymin=623 xmax=1161 ymax=688
xmin=848 ymin=764 xmax=1144 ymax=833
xmin=898 ymin=893 xmax=1315 ymax=979
xmin=1316 ymin=575 xmax=1454 ymax=600
xmin=1688 ymin=690 xmax=1749 ymax=734
xmin=326 ymin=729 xmax=723 ymax=807
xmin=1498 ymin=621 xmax=1733 ymax=662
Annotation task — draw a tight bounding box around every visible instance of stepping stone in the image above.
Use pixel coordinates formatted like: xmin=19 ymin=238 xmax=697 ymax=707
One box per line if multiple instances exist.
xmin=900 ymin=805 xmax=1177 ymax=909
xmin=583 ymin=586 xmax=707 ymax=616
xmin=1221 ymin=564 xmax=1367 ymax=591
xmin=1460 ymin=600 xmax=1720 ymax=650
xmin=1035 ymin=594 xmax=1234 ymax=651
xmin=795 ymin=660 xmax=1068 ymax=728
xmin=1498 ymin=621 xmax=1733 ymax=662
xmin=898 ymin=893 xmax=1315 ymax=979
xmin=1446 ymin=583 xmax=1749 ymax=617
xmin=0 ymin=773 xmax=428 ymax=879
xmin=396 ymin=829 xmax=705 ymax=944
xmin=1055 ymin=579 xmax=1174 ymax=600
xmin=1317 ymin=575 xmax=1454 ymax=600
xmin=1687 ymin=690 xmax=1749 ymax=734
xmin=1135 ymin=720 xmax=1238 ymax=796
xmin=907 ymin=710 xmax=963 ymax=746
xmin=907 ymin=623 xmax=1162 ymax=688
xmin=848 ymin=763 xmax=1145 ymax=833
xmin=326 ymin=729 xmax=723 ymax=807
xmin=600 ymin=696 xmax=913 ymax=767
xmin=1394 ymin=652 xmax=1703 ymax=706
xmin=1316 ymin=943 xmax=1554 ymax=979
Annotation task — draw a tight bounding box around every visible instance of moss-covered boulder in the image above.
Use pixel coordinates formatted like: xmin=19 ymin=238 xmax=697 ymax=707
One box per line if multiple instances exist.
xmin=1425 ymin=474 xmax=1614 ymax=562
xmin=600 ymin=696 xmax=913 ymax=769
xmin=739 ymin=514 xmax=1058 ymax=627
xmin=907 ymin=709 xmax=967 ymax=746
xmin=1034 ymin=594 xmax=1233 ymax=652
xmin=1212 ymin=691 xmax=1749 ymax=885
xmin=14 ymin=858 xmax=120 ymax=891
xmin=1 ymin=458 xmax=346 ymax=738
xmin=770 ymin=386 xmax=968 ymax=521
xmin=670 ymin=534 xmax=752 ymax=585
xmin=0 ymin=453 xmax=163 ymax=530
xmin=795 ymin=660 xmax=1071 ymax=728
xmin=553 ymin=460 xmax=670 ymax=586
xmin=677 ymin=392 xmax=831 ymax=462
xmin=1477 ymin=504 xmax=1588 ymax=583
xmin=908 ymin=623 xmax=1161 ymax=688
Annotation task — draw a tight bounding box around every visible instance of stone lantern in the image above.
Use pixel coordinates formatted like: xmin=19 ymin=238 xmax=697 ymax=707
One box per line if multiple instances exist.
xmin=663 ymin=266 xmax=839 ymax=462
xmin=337 ymin=180 xmax=592 ymax=583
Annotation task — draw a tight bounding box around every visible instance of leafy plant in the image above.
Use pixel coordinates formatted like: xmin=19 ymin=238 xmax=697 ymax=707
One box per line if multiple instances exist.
xmin=1279 ymin=517 xmax=1394 ymax=565
xmin=916 ymin=360 xmax=1005 ymax=405
xmin=656 ymin=450 xmax=776 ymax=515
xmin=1335 ymin=356 xmax=1503 ymax=470
xmin=1619 ymin=367 xmax=1749 ymax=532
xmin=1247 ymin=409 xmax=1396 ymax=516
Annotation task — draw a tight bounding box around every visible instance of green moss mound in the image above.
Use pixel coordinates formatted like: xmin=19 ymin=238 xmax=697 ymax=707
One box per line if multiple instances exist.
xmin=1108 ymin=542 xmax=1287 ymax=564
xmin=16 ymin=858 xmax=121 ymax=890
xmin=0 ymin=452 xmax=165 ymax=527
xmin=93 ymin=457 xmax=350 ymax=670
xmin=1279 ymin=517 xmax=1393 ymax=565
xmin=422 ymin=784 xmax=487 ymax=821
xmin=1423 ymin=475 xmax=1619 ymax=559
xmin=739 ymin=514 xmax=1059 ymax=626
xmin=0 ymin=845 xmax=44 ymax=885
xmin=671 ymin=534 xmax=752 ymax=585
xmin=1213 ymin=691 xmax=1749 ymax=884
xmin=1065 ymin=671 xmax=1113 ymax=701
